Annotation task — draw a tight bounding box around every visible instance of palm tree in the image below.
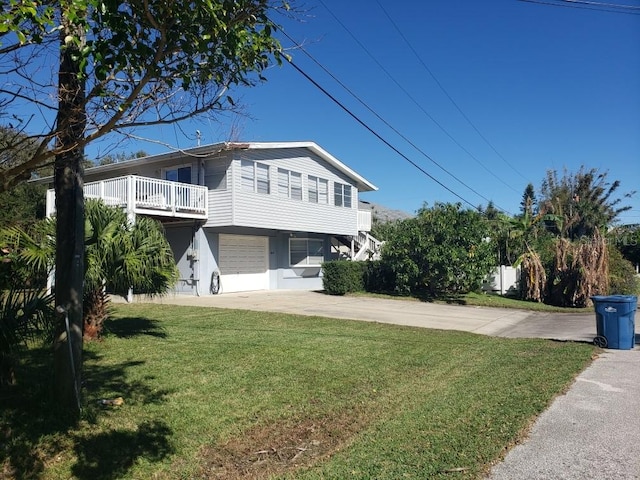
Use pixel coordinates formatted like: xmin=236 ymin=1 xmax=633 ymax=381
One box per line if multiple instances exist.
xmin=1 ymin=200 xmax=178 ymax=339
xmin=540 ymin=167 xmax=634 ymax=239
xmin=0 ymin=287 xmax=55 ymax=387
xmin=83 ymin=201 xmax=178 ymax=338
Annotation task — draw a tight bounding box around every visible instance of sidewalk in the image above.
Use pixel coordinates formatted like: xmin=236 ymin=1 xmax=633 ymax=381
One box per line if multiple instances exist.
xmin=487 ymin=349 xmax=640 ymax=480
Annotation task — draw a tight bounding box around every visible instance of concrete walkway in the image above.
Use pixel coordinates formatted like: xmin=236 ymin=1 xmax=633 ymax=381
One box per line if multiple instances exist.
xmin=488 ymin=350 xmax=640 ymax=480
xmin=123 ymin=290 xmax=640 ymax=479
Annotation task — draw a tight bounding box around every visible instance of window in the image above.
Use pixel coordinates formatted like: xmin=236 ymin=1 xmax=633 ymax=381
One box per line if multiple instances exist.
xmin=256 ymin=163 xmax=270 ymax=194
xmin=290 ymin=238 xmax=324 ymax=267
xmin=165 ymin=166 xmax=191 ymax=183
xmin=278 ymin=168 xmax=303 ymax=200
xmin=334 ymin=182 xmax=352 ymax=208
xmin=241 ymin=159 xmax=270 ymax=194
xmin=308 ymin=176 xmax=328 ymax=204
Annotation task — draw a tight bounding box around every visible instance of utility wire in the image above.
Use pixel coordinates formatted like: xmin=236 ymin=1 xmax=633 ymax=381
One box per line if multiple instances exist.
xmin=317 ymin=0 xmax=521 ymax=194
xmin=518 ymin=0 xmax=640 ymax=14
xmin=375 ymin=0 xmax=531 ymax=183
xmin=559 ymin=0 xmax=640 ymax=9
xmin=285 ymin=57 xmax=481 ymax=210
xmin=279 ymin=29 xmax=510 ymax=213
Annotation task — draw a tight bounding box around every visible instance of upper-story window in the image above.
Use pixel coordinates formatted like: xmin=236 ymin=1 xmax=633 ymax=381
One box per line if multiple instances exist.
xmin=241 ymin=159 xmax=270 ymax=194
xmin=334 ymin=182 xmax=352 ymax=208
xmin=165 ymin=166 xmax=191 ymax=184
xmin=308 ymin=176 xmax=328 ymax=204
xmin=278 ymin=168 xmax=302 ymax=200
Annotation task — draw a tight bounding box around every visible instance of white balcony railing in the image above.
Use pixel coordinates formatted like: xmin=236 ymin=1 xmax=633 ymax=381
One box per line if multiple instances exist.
xmin=46 ymin=175 xmax=208 ymax=220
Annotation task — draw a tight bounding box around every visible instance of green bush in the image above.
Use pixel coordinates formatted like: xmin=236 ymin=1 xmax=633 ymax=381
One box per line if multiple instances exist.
xmin=363 ymin=260 xmax=395 ymax=293
xmin=380 ymin=203 xmax=495 ymax=297
xmin=608 ymin=245 xmax=640 ymax=295
xmin=322 ymin=260 xmax=365 ymax=295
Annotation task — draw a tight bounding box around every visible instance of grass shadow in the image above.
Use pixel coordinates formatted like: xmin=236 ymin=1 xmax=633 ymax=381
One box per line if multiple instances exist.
xmin=1 ymin=347 xmax=174 ymax=479
xmin=0 ymin=347 xmax=63 ymax=480
xmin=83 ymin=350 xmax=173 ymax=407
xmin=71 ymin=420 xmax=173 ymax=480
xmin=103 ymin=316 xmax=167 ymax=339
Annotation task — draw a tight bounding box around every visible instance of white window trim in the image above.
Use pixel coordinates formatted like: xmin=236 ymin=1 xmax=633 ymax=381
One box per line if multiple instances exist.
xmin=308 ymin=175 xmax=328 ymax=204
xmin=289 ymin=238 xmax=325 ymax=267
xmin=241 ymin=159 xmax=270 ymax=194
xmin=278 ymin=168 xmax=303 ymax=200
xmin=334 ymin=182 xmax=352 ymax=208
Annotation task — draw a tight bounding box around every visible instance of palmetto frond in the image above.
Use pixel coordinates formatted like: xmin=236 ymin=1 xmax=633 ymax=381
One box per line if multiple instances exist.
xmin=0 ymin=219 xmax=55 ymax=277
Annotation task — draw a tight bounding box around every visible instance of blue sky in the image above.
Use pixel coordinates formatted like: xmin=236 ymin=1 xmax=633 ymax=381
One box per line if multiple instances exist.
xmin=95 ymin=0 xmax=640 ymax=223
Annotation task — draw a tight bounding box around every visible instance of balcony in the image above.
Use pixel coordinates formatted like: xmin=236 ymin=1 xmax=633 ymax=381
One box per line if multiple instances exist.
xmin=46 ymin=175 xmax=208 ymax=220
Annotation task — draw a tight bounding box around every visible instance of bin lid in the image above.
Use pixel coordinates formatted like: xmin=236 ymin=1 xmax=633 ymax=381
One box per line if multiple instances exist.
xmin=591 ymin=295 xmax=638 ymax=303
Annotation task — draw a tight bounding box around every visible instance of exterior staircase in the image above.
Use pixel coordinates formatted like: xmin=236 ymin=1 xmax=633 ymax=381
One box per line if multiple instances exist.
xmin=333 ymin=231 xmax=384 ymax=261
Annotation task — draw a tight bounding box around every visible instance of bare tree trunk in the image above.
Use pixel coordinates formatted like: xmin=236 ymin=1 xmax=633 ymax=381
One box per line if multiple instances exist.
xmin=53 ymin=13 xmax=86 ymax=415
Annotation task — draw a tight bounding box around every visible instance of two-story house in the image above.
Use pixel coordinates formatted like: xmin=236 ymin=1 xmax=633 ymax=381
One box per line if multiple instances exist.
xmin=44 ymin=141 xmax=381 ymax=295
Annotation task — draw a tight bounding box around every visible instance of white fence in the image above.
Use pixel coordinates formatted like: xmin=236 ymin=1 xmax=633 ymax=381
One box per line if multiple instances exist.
xmin=482 ymin=266 xmax=520 ymax=295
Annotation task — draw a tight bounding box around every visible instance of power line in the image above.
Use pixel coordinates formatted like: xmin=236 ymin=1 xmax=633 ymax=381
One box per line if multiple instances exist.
xmin=279 ymin=29 xmax=509 ymax=213
xmin=285 ymin=57 xmax=481 ymax=211
xmin=317 ymin=0 xmax=522 ymax=195
xmin=559 ymin=0 xmax=640 ymax=9
xmin=375 ymin=0 xmax=531 ymax=184
xmin=518 ymin=0 xmax=640 ymax=14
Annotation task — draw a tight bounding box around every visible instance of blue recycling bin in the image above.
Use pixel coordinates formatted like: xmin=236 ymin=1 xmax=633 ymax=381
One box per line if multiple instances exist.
xmin=591 ymin=295 xmax=637 ymax=349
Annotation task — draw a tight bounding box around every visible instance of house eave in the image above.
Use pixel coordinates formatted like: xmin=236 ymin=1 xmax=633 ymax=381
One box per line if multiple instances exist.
xmin=31 ymin=141 xmax=378 ymax=193
xmin=31 ymin=142 xmax=232 ymax=185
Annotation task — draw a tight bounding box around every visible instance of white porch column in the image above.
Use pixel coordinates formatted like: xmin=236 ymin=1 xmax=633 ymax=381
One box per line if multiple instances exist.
xmin=126 ymin=175 xmax=136 ymax=302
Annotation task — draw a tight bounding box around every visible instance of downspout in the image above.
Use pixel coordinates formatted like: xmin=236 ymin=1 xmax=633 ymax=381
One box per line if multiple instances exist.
xmin=192 ymin=222 xmax=200 ymax=297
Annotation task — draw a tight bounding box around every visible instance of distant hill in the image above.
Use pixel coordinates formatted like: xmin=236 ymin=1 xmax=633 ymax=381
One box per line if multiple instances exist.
xmin=359 ymin=200 xmax=413 ymax=223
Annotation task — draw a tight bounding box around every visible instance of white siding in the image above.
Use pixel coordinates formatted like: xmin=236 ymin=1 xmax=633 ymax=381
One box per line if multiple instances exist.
xmin=229 ymin=148 xmax=359 ymax=236
xmin=206 ymin=190 xmax=233 ymax=226
xmin=204 ymin=154 xmax=233 ymax=226
xmin=85 ymin=146 xmax=367 ymax=236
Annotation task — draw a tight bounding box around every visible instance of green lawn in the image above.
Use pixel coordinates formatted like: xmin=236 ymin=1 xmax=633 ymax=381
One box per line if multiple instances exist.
xmin=458 ymin=292 xmax=591 ymax=312
xmin=351 ymin=290 xmax=591 ymax=313
xmin=1 ymin=303 xmax=595 ymax=479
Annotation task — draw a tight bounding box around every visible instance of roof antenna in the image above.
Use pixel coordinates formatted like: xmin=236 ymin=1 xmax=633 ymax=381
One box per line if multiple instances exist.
xmin=196 ymin=130 xmax=202 ymax=147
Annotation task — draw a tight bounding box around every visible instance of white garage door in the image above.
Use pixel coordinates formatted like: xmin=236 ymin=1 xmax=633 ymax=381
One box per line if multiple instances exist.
xmin=218 ymin=234 xmax=269 ymax=293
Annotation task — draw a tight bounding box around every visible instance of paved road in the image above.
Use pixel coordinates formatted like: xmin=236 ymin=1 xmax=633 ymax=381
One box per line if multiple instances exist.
xmin=122 ymin=290 xmax=640 ymax=479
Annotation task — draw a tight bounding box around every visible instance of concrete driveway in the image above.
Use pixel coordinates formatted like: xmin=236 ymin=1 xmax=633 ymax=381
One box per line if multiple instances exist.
xmin=141 ymin=289 xmax=617 ymax=343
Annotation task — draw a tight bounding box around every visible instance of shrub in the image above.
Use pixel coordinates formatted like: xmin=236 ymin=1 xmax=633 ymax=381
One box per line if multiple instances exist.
xmin=363 ymin=260 xmax=396 ymax=293
xmin=322 ymin=261 xmax=365 ymax=295
xmin=380 ymin=203 xmax=495 ymax=297
xmin=608 ymin=245 xmax=640 ymax=295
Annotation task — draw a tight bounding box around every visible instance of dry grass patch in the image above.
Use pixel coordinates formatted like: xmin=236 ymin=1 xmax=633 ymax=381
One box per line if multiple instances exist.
xmin=198 ymin=410 xmax=367 ymax=479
